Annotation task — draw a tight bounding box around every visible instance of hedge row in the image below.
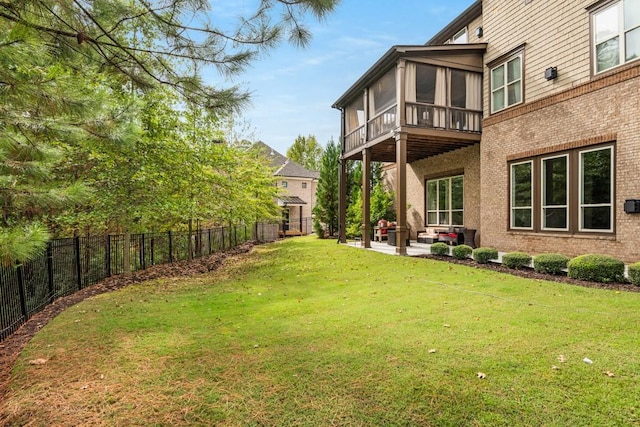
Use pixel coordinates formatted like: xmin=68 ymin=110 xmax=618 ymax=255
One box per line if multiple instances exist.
xmin=427 ymin=245 xmax=638 ymax=285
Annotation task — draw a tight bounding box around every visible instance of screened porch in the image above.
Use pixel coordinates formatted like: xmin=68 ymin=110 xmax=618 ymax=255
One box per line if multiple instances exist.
xmin=335 ymin=44 xmax=486 ymax=163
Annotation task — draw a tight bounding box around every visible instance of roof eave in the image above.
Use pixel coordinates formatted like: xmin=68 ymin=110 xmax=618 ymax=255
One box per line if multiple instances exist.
xmin=426 ymin=0 xmax=483 ymax=45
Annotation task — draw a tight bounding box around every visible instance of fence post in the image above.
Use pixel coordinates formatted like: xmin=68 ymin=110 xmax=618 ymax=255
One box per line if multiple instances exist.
xmin=151 ymin=236 xmax=155 ymax=266
xmin=47 ymin=242 xmax=54 ymax=302
xmin=221 ymin=227 xmax=225 ymax=250
xmin=234 ymin=226 xmax=237 ymax=247
xmin=168 ymin=230 xmax=173 ymax=263
xmin=74 ymin=236 xmax=82 ymax=290
xmin=16 ymin=261 xmax=28 ymax=319
xmin=105 ymin=235 xmax=111 ymax=277
xmin=141 ymin=233 xmax=146 ymax=270
xmin=208 ymin=229 xmax=212 ymax=255
xmin=244 ymin=225 xmax=248 ymax=243
xmin=123 ymin=233 xmax=131 ymax=273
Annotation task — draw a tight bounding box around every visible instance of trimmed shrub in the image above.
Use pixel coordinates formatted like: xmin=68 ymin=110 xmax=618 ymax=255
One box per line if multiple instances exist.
xmin=567 ymin=254 xmax=625 ymax=283
xmin=473 ymin=247 xmax=498 ymax=264
xmin=628 ymin=262 xmax=640 ymax=286
xmin=533 ymin=253 xmax=570 ymax=275
xmin=452 ymin=244 xmax=473 ymax=260
xmin=502 ymin=252 xmax=532 ymax=269
xmin=430 ymin=242 xmax=450 ymax=256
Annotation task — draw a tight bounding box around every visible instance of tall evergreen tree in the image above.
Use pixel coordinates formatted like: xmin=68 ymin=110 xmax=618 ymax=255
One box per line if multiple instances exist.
xmin=0 ymin=20 xmax=106 ymax=262
xmin=0 ymin=0 xmax=338 ymax=109
xmin=313 ymin=138 xmax=339 ymax=236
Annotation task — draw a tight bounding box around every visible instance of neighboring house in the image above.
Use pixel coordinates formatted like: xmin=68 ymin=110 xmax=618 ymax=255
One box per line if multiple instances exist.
xmin=254 ymin=141 xmax=320 ymax=236
xmin=333 ymin=0 xmax=640 ymax=263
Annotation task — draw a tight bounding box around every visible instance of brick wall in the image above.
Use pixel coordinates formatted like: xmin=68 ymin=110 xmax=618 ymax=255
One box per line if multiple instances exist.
xmin=481 ymin=75 xmax=640 ymax=263
xmin=385 ymin=144 xmax=481 ymax=240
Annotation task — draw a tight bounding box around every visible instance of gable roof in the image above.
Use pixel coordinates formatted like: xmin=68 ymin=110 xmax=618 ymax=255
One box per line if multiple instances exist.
xmin=275 ymin=159 xmax=320 ymax=180
xmin=252 ymin=140 xmax=288 ymax=168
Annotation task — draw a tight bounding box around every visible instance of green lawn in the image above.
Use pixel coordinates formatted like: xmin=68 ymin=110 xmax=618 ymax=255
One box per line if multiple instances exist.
xmin=2 ymin=236 xmax=639 ymax=426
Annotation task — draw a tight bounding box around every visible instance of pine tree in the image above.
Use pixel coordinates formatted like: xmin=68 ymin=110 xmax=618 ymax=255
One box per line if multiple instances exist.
xmin=0 ymin=21 xmax=99 ymax=262
xmin=313 ymin=139 xmax=339 ymax=236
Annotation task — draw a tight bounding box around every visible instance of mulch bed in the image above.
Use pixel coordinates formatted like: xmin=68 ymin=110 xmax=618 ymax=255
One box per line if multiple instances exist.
xmin=0 ymin=242 xmax=257 ymax=400
xmin=413 ymin=254 xmax=640 ymax=293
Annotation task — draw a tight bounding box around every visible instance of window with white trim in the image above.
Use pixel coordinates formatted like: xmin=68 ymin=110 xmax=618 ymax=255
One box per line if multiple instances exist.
xmin=452 ymin=28 xmax=468 ymax=44
xmin=541 ymin=155 xmax=569 ymax=231
xmin=426 ymin=175 xmax=464 ymax=226
xmin=508 ymin=145 xmax=614 ymax=233
xmin=592 ymin=0 xmax=640 ymax=74
xmin=510 ymin=161 xmax=533 ymax=229
xmin=490 ymin=55 xmax=523 ymax=113
xmin=580 ymin=146 xmax=613 ymax=231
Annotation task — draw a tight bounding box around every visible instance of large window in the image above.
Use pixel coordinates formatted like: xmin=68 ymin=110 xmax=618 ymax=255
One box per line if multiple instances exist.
xmin=426 ymin=175 xmax=464 ymax=226
xmin=580 ymin=147 xmax=613 ymax=231
xmin=541 ymin=155 xmax=568 ymax=231
xmin=490 ymin=55 xmax=522 ymax=113
xmin=509 ymin=145 xmax=614 ymax=233
xmin=593 ymin=0 xmax=640 ymax=73
xmin=510 ymin=161 xmax=533 ymax=229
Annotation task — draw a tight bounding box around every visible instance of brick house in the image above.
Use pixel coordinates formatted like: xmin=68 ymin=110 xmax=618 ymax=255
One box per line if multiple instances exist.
xmin=254 ymin=142 xmax=319 ymax=236
xmin=333 ymin=0 xmax=640 ymax=263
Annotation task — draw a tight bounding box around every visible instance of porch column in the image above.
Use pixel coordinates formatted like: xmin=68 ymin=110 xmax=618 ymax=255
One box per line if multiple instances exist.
xmin=394 ymin=130 xmax=408 ymax=256
xmin=338 ymin=104 xmax=347 ymax=242
xmin=397 ymin=59 xmax=406 ymax=127
xmin=362 ymin=147 xmax=372 ymax=248
xmin=338 ymin=157 xmax=347 ymax=243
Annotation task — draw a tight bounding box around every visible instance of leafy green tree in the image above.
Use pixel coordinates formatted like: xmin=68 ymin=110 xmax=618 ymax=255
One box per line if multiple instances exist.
xmin=344 ymin=160 xmax=395 ymax=238
xmin=345 ymin=187 xmax=362 ymax=239
xmin=0 ymin=0 xmax=338 ymax=262
xmin=370 ymin=182 xmax=395 ymax=224
xmin=287 ymin=135 xmax=323 ymax=170
xmin=313 ymin=138 xmax=339 ymax=236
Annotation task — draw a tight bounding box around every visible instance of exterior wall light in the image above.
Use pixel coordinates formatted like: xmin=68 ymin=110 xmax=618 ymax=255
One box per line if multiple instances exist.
xmin=544 ymin=67 xmax=558 ymax=80
xmin=475 ymin=27 xmax=483 ymax=38
xmin=624 ymin=199 xmax=640 ymax=213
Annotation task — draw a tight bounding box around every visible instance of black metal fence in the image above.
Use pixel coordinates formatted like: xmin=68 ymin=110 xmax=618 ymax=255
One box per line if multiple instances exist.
xmin=0 ymin=222 xmax=280 ymax=342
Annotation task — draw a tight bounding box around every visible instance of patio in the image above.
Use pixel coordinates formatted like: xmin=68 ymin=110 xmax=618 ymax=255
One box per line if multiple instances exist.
xmin=346 ymin=239 xmax=510 ymax=264
xmin=346 ymin=239 xmax=433 ymax=256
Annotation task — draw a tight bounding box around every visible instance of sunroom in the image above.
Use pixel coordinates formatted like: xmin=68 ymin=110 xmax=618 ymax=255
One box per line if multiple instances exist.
xmin=333 ymin=43 xmax=486 ymax=254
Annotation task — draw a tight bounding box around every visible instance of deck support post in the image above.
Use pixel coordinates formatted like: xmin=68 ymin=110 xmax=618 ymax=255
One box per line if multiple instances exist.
xmin=394 ymin=130 xmax=408 ymax=256
xmin=362 ymin=147 xmax=372 ymax=248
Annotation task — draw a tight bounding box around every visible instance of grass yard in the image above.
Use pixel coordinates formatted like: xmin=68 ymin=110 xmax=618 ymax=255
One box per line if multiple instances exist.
xmin=1 ymin=236 xmax=639 ymax=426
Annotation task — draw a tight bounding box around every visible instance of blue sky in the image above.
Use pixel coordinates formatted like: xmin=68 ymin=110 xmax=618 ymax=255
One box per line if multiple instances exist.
xmin=208 ymin=0 xmax=476 ymax=156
